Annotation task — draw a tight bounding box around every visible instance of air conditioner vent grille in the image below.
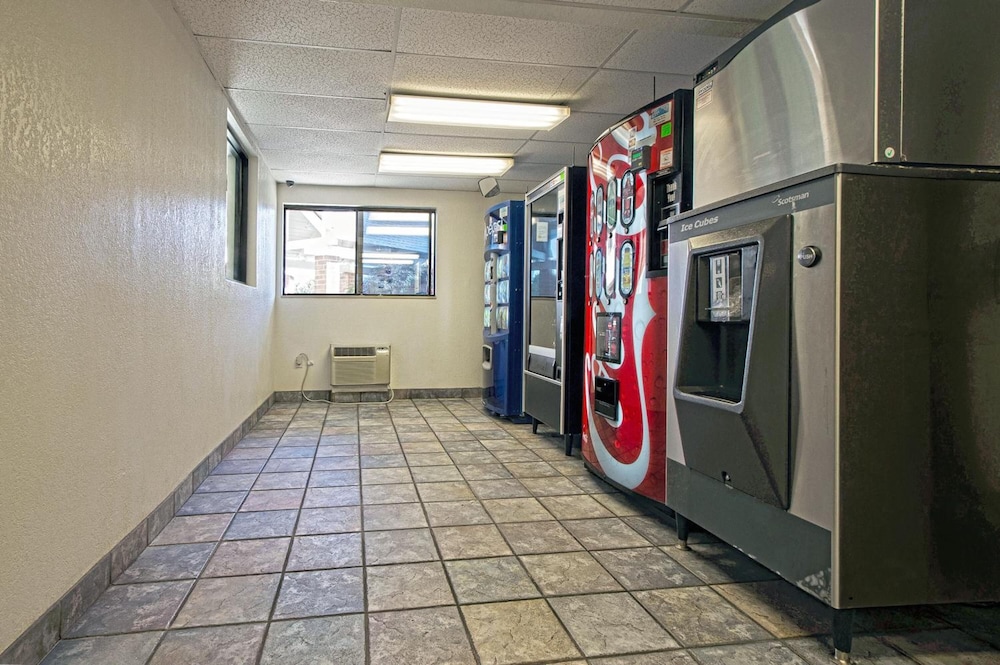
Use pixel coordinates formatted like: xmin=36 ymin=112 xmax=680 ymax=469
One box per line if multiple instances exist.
xmin=333 ymin=346 xmax=377 ymax=357
xmin=330 ymin=344 xmax=390 ymax=388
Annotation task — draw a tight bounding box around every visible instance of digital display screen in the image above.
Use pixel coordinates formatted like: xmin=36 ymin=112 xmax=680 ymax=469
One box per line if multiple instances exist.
xmin=595 ymin=312 xmax=622 ymax=363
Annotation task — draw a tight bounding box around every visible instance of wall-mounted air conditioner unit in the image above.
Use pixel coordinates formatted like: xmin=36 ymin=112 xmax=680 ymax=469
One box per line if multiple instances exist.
xmin=330 ymin=345 xmax=391 ymax=390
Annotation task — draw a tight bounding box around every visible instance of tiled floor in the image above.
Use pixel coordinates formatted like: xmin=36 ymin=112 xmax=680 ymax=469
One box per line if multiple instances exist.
xmin=42 ymin=399 xmax=1000 ymax=664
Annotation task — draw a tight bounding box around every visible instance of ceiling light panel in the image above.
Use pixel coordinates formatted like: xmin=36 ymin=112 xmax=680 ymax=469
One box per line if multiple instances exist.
xmin=378 ymin=153 xmax=514 ymax=177
xmin=388 ymin=95 xmax=570 ymax=130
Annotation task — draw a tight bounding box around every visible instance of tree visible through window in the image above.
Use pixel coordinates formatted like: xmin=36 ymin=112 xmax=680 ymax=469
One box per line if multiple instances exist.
xmin=283 ymin=207 xmax=435 ymax=296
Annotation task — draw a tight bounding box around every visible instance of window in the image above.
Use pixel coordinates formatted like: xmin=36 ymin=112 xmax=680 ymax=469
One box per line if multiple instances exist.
xmin=226 ymin=128 xmax=249 ymax=283
xmin=283 ymin=206 xmax=435 ymax=296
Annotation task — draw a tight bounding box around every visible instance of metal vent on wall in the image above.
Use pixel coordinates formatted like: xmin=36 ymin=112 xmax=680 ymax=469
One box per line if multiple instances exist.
xmin=330 ymin=344 xmax=390 ymax=389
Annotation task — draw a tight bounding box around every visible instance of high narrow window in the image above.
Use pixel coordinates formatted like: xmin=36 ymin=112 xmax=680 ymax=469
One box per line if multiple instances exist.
xmin=283 ymin=206 xmax=435 ymax=296
xmin=226 ymin=129 xmax=249 ymax=283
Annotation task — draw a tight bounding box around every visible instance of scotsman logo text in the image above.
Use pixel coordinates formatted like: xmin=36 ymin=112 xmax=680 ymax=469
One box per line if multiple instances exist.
xmin=773 ymin=191 xmax=810 ymax=206
xmin=679 ymin=216 xmax=719 ymax=233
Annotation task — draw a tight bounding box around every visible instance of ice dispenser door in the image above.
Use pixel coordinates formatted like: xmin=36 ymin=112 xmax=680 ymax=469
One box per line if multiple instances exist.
xmin=673 ymin=215 xmax=791 ymax=508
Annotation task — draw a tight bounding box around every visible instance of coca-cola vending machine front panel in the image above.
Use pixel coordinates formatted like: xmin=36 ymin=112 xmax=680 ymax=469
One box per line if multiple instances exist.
xmin=582 ymin=90 xmax=692 ymax=503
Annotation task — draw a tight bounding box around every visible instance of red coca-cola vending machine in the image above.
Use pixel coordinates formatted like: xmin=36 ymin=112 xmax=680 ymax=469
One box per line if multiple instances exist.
xmin=582 ymin=90 xmax=692 ymax=503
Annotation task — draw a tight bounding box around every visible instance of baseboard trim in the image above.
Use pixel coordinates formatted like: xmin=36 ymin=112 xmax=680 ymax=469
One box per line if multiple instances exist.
xmin=0 ymin=393 xmax=275 ymax=665
xmin=274 ymin=387 xmax=481 ymax=403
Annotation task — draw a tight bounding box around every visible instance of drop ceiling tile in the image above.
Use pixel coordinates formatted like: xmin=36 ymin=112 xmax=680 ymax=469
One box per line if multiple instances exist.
xmin=272 ymin=171 xmax=377 ymax=187
xmin=498 ymin=180 xmax=542 ymax=196
xmin=250 ymin=126 xmax=381 ymax=154
xmin=682 ymin=0 xmax=788 ymax=20
xmin=505 ymin=163 xmax=574 ymax=183
xmin=392 ymin=54 xmax=592 ymax=103
xmin=380 ymin=134 xmax=523 ymax=156
xmin=574 ymin=144 xmax=595 ymax=166
xmin=374 ymin=174 xmax=481 ymax=191
xmin=604 ymin=29 xmax=738 ymax=74
xmin=397 ymin=8 xmax=630 ymax=67
xmin=573 ymin=70 xmax=692 ymax=115
xmin=199 ymin=38 xmax=391 ymax=98
xmin=515 ymin=141 xmax=578 ymax=165
xmin=532 ymin=111 xmax=624 ymax=144
xmin=384 ymin=121 xmax=535 ymax=141
xmin=557 ymin=0 xmax=688 ymax=8
xmin=262 ymin=151 xmax=377 ymax=173
xmin=171 ymin=0 xmax=396 ymax=49
xmin=228 ymin=90 xmax=385 ymax=131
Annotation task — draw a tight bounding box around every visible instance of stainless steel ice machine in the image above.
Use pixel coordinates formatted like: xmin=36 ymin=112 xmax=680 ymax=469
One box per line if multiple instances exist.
xmin=667 ymin=165 xmax=1000 ymax=660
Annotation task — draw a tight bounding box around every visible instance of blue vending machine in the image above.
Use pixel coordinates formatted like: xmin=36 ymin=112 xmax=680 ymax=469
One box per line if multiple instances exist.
xmin=482 ymin=200 xmax=525 ymax=417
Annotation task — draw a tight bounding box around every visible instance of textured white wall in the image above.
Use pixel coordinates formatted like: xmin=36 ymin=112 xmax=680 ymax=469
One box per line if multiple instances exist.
xmin=0 ymin=0 xmax=276 ymax=651
xmin=273 ymin=184 xmax=495 ymax=391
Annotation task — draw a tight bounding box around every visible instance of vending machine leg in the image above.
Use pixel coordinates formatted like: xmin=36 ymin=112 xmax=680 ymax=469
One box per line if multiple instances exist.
xmin=833 ymin=609 xmax=855 ymax=664
xmin=675 ymin=513 xmax=692 ymax=551
xmin=531 ymin=418 xmax=539 ymax=434
xmin=563 ymin=433 xmax=579 ymax=456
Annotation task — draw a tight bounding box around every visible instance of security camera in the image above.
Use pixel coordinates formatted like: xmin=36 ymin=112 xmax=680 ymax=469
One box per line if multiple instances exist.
xmin=478 ymin=177 xmax=500 ymax=198
xmin=285 ymin=180 xmax=295 ymax=187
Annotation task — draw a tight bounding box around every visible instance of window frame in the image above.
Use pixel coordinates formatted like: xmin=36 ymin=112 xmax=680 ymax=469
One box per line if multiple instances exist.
xmin=282 ymin=204 xmax=437 ymax=297
xmin=226 ymin=128 xmax=249 ymax=284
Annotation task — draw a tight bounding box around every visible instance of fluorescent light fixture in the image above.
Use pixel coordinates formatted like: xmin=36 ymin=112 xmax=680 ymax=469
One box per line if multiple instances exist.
xmin=378 ymin=152 xmax=513 ymax=177
xmin=388 ymin=95 xmax=570 ymax=130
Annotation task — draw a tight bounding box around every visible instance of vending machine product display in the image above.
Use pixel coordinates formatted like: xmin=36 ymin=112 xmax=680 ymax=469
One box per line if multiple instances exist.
xmin=483 ymin=201 xmax=525 ymax=418
xmin=522 ymin=167 xmax=587 ymax=453
xmin=582 ymin=90 xmax=692 ymax=502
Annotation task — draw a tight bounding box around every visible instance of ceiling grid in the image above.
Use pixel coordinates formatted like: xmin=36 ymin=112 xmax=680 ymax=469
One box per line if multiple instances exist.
xmin=170 ymin=0 xmax=784 ymax=191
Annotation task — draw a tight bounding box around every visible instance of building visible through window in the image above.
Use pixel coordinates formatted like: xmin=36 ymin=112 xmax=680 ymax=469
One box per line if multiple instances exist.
xmin=283 ymin=207 xmax=435 ymax=296
xmin=226 ymin=129 xmax=249 ymax=284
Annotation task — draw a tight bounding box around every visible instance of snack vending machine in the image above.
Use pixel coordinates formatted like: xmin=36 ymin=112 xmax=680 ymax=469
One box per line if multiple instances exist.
xmin=522 ymin=167 xmax=587 ymax=453
xmin=582 ymin=90 xmax=692 ymax=502
xmin=483 ymin=200 xmax=525 ymax=418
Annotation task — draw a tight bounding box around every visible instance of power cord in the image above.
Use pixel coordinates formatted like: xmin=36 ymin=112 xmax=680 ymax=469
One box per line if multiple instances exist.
xmin=296 ymin=353 xmax=395 ymax=405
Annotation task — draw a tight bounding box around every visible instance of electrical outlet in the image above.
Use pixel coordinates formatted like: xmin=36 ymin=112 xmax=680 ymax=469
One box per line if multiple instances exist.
xmin=295 ymin=356 xmax=303 ymax=368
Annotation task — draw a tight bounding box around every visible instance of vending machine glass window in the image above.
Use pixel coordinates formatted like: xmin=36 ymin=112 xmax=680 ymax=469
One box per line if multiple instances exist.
xmin=527 ymin=190 xmax=560 ymax=378
xmin=522 ymin=167 xmax=587 ymax=446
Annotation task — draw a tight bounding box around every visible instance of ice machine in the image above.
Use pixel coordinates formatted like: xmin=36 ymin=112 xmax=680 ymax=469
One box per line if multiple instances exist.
xmin=691 ymin=0 xmax=1000 ymax=208
xmin=667 ymin=166 xmax=1000 ymax=661
xmin=667 ymin=1 xmax=1000 ymax=660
